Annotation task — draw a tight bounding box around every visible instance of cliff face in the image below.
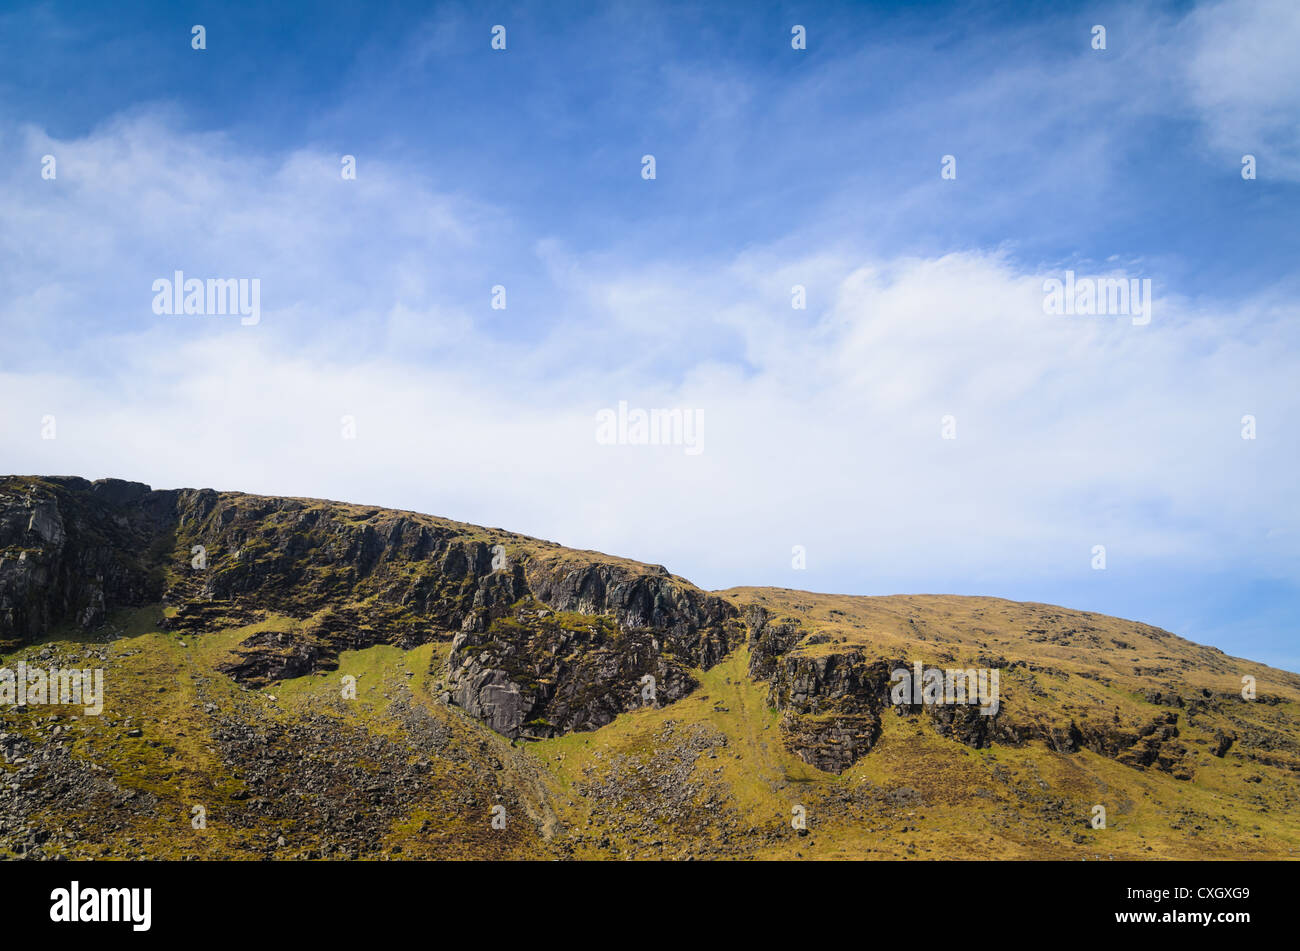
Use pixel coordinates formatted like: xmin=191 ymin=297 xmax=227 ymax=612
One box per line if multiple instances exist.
xmin=0 ymin=476 xmax=739 ymax=740
xmin=0 ymin=477 xmax=177 ymax=648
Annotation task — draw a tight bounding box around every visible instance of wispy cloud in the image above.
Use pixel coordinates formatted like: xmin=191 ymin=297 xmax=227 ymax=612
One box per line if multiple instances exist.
xmin=1 ymin=1 xmax=1297 ymax=669
xmin=1181 ymin=0 xmax=1300 ymax=179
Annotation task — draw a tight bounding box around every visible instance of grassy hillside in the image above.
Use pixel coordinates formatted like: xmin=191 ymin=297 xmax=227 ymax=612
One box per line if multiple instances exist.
xmin=1 ymin=479 xmax=1296 ymax=860
xmin=3 ymin=594 xmax=1296 ymax=860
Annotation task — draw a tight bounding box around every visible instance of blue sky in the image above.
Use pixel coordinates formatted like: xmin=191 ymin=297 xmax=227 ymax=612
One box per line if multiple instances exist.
xmin=2 ymin=0 xmax=1298 ymax=672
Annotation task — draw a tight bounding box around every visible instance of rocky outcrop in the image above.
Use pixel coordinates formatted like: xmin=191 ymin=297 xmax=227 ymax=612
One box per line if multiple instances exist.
xmin=741 ymin=604 xmax=1203 ymax=777
xmin=742 ymin=607 xmax=901 ymax=771
xmin=0 ymin=477 xmax=171 ymax=648
xmin=745 ymin=605 xmax=805 ymax=680
xmin=525 ymin=560 xmax=738 ymax=667
xmin=445 ymin=575 xmax=744 ymax=739
xmin=765 ymin=648 xmax=889 ymax=772
xmin=761 ymin=643 xmax=1012 ymax=772
xmin=445 ymin=601 xmax=704 ymax=739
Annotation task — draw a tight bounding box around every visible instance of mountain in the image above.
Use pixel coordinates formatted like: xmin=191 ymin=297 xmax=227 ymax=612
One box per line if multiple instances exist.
xmin=1 ymin=475 xmax=1297 ymax=860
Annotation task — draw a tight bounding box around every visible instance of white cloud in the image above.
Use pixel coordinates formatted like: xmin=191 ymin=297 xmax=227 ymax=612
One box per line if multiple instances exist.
xmin=1 ymin=113 xmax=498 ymax=364
xmin=1182 ymin=0 xmax=1300 ymax=179
xmin=1 ymin=110 xmax=1297 ymax=631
